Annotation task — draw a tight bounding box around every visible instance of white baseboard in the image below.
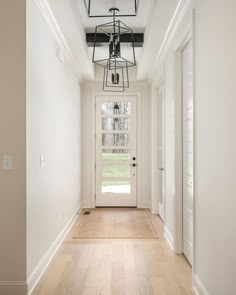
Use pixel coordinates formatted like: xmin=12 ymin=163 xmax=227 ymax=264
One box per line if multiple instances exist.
xmin=164 ymin=226 xmax=174 ymax=251
xmin=27 ymin=207 xmax=80 ymax=294
xmin=81 ymin=201 xmax=151 ymax=209
xmin=77 ymin=207 xmax=82 ymax=214
xmin=151 ymin=208 xmax=158 ymax=215
xmin=82 ymin=202 xmax=93 ymax=209
xmin=139 ymin=201 xmax=151 ymax=209
xmin=193 ymin=274 xmax=209 ymax=295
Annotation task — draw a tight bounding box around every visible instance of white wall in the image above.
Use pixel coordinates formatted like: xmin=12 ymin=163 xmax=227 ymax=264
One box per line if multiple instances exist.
xmin=150 ymin=0 xmax=236 ymax=294
xmin=150 ymin=51 xmax=175 ymax=246
xmin=193 ymin=1 xmax=236 ymax=294
xmin=138 ymin=0 xmax=181 ymax=79
xmin=47 ymin=0 xmax=94 ymax=80
xmin=148 ymin=0 xmax=189 ymax=249
xmin=27 ymin=0 xmax=81 ymax=291
xmin=81 ymin=80 xmax=151 ymax=209
xmin=0 ymin=1 xmax=27 ymax=294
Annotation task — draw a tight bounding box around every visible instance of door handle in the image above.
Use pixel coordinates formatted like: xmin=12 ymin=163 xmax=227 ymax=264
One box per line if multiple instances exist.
xmin=159 ymin=168 xmax=164 ymax=171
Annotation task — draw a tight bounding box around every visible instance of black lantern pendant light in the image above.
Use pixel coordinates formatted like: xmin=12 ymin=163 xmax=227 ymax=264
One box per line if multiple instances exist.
xmin=103 ymin=60 xmax=129 ymax=92
xmin=84 ymin=0 xmax=139 ymax=18
xmin=92 ymin=8 xmax=136 ymax=70
xmin=89 ymin=5 xmax=138 ymax=92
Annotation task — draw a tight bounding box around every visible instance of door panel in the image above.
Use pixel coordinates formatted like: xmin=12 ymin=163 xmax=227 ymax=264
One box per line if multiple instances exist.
xmin=96 ymin=96 xmax=137 ymax=207
xmin=182 ymin=40 xmax=194 ymax=265
xmin=157 ymin=85 xmax=165 ymax=221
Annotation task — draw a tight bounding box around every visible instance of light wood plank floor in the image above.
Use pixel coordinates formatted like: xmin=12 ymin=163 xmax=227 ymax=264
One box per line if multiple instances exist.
xmin=32 ymin=209 xmax=194 ymax=295
xmin=72 ymin=208 xmax=159 ymax=239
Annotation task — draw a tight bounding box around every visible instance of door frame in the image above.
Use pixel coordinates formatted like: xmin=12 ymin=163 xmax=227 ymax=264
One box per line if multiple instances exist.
xmin=95 ymin=95 xmax=137 ymax=207
xmin=151 ymin=77 xmax=166 ymax=220
xmin=173 ymin=12 xmax=195 ymax=268
xmin=90 ymin=92 xmax=142 ymax=208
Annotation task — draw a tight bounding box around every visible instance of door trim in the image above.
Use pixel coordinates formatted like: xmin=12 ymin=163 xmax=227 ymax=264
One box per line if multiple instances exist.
xmin=173 ymin=10 xmax=195 ymax=270
xmin=151 ymin=77 xmax=166 ymax=220
xmin=95 ymin=96 xmax=137 ymax=207
xmin=90 ymin=92 xmax=142 ymax=208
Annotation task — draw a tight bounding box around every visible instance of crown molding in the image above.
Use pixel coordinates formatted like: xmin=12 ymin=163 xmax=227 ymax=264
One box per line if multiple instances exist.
xmin=147 ymin=0 xmax=194 ymax=81
xmin=33 ymin=0 xmax=94 ymax=81
xmin=33 ymin=0 xmax=82 ymax=80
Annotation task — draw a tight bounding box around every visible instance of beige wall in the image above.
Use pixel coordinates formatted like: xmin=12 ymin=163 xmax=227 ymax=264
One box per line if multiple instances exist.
xmin=0 ymin=1 xmax=27 ymax=294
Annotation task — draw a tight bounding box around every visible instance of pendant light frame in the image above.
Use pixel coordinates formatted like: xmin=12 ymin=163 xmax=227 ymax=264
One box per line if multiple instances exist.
xmin=92 ymin=19 xmax=136 ymax=70
xmin=103 ymin=61 xmax=129 ymax=92
xmin=84 ymin=0 xmax=139 ymax=17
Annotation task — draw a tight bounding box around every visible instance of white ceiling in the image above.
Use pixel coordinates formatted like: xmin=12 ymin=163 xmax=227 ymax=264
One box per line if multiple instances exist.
xmin=72 ymin=0 xmax=156 ymax=80
xmin=47 ymin=0 xmax=180 ymax=81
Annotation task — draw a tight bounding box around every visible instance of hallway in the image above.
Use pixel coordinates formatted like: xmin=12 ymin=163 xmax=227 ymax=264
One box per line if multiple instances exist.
xmin=1 ymin=1 xmax=235 ymax=294
xmin=32 ymin=209 xmax=194 ymax=295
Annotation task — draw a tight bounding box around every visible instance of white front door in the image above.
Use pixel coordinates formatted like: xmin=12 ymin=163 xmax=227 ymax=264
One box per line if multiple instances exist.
xmin=182 ymin=40 xmax=194 ymax=265
xmin=95 ymin=96 xmax=137 ymax=207
xmin=157 ymin=85 xmax=165 ymax=221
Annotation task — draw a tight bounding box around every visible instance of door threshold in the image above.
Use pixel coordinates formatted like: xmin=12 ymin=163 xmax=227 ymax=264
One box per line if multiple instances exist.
xmin=95 ymin=206 xmax=137 ymax=208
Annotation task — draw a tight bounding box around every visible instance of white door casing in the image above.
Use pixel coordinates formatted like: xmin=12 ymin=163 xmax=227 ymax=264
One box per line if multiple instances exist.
xmin=157 ymin=84 xmax=165 ymax=221
xmin=95 ymin=95 xmax=137 ymax=207
xmin=182 ymin=40 xmax=194 ymax=265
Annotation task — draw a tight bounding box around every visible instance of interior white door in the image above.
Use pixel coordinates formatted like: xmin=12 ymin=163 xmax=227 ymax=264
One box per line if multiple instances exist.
xmin=182 ymin=40 xmax=194 ymax=265
xmin=157 ymin=84 xmax=165 ymax=221
xmin=95 ymin=95 xmax=137 ymax=207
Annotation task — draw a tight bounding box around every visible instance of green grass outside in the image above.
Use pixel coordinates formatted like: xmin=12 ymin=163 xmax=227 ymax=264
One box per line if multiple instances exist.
xmin=102 ymin=153 xmax=130 ymax=185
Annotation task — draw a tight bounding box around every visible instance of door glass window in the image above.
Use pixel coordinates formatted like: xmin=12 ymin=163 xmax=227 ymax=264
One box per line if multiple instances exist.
xmin=102 ymin=150 xmax=130 ymax=163
xmin=102 ymin=133 xmax=129 ymax=146
xmin=102 ymin=164 xmax=131 ymax=178
xmin=102 ymin=102 xmax=131 ymax=115
xmin=102 ymin=118 xmax=131 ymax=131
xmin=102 ymin=180 xmax=131 ymax=193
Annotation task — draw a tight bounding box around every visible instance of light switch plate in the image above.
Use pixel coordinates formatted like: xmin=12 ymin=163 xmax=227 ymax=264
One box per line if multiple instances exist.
xmin=3 ymin=155 xmax=13 ymax=170
xmin=40 ymin=154 xmax=44 ymax=167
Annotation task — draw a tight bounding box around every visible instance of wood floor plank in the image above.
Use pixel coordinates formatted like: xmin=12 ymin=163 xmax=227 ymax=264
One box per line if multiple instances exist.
xmin=134 ymin=244 xmax=154 ymax=295
xmin=111 ymin=245 xmax=125 ymax=295
xmin=123 ymin=244 xmax=139 ymax=295
xmin=96 ymin=244 xmax=112 ymax=293
xmin=32 ymin=209 xmax=194 ymax=295
xmin=72 ymin=209 xmax=159 ymax=239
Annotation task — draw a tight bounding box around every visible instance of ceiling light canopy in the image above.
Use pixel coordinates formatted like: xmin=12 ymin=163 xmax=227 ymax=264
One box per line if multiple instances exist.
xmin=84 ymin=0 xmax=139 ymax=17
